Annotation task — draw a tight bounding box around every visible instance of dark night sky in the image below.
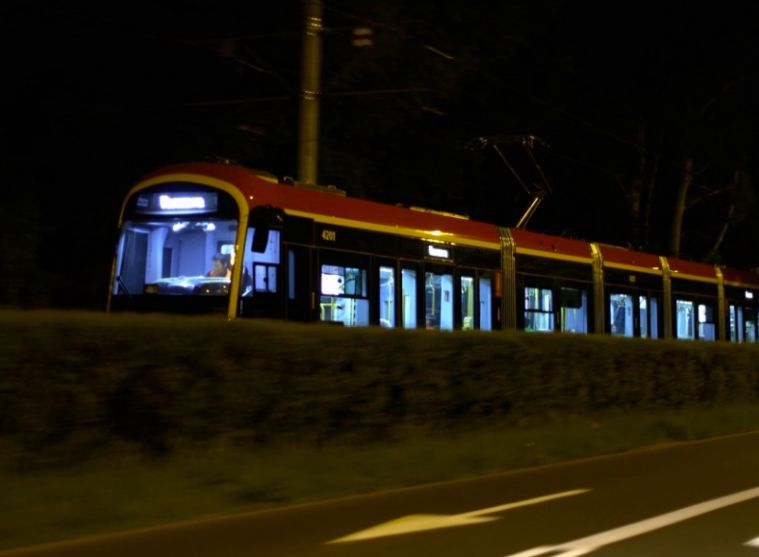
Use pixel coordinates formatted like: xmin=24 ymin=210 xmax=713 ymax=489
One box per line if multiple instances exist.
xmin=2 ymin=0 xmax=759 ymax=307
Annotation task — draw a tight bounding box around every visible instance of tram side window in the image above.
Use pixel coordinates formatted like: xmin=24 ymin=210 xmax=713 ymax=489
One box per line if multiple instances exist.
xmin=425 ymin=272 xmax=453 ymax=330
xmin=698 ymin=304 xmax=715 ymax=341
xmin=525 ymin=287 xmax=554 ymax=332
xmin=461 ymin=276 xmax=474 ymax=330
xmin=402 ymin=268 xmax=417 ymax=329
xmin=610 ymin=293 xmax=633 ymax=336
xmin=730 ymin=305 xmax=757 ymax=343
xmin=479 ymin=276 xmax=492 ymax=331
xmin=561 ymin=287 xmax=588 ymax=334
xmin=379 ymin=266 xmax=395 ymax=327
xmin=320 ymin=264 xmax=369 ymax=326
xmin=288 ymin=250 xmax=296 ymax=300
xmin=241 ymin=229 xmax=280 ymax=297
xmin=676 ymin=300 xmax=695 ymax=339
xmin=729 ymin=305 xmax=742 ymax=342
xmin=746 ymin=308 xmax=757 ymax=342
xmin=642 ymin=296 xmax=659 ymax=339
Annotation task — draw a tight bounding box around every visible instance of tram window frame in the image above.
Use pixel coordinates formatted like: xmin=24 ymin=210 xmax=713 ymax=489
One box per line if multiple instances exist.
xmin=519 ymin=275 xmax=591 ymax=334
xmin=560 ymin=286 xmax=589 ymax=334
xmin=378 ymin=262 xmax=397 ymax=328
xmin=745 ymin=306 xmax=758 ymax=342
xmin=524 ymin=285 xmax=555 ymax=332
xmin=459 ymin=269 xmax=476 ymax=331
xmin=671 ymin=279 xmax=718 ymax=341
xmin=674 ymin=297 xmax=717 ymax=340
xmin=697 ymin=303 xmax=716 ymax=340
xmin=240 ymin=228 xmax=281 ymax=298
xmin=424 ymin=264 xmax=455 ymax=331
xmin=318 ymin=251 xmax=370 ymax=327
xmin=400 ymin=264 xmax=420 ymax=329
xmin=478 ymin=273 xmax=494 ymax=331
xmin=725 ymin=286 xmax=758 ymax=343
xmin=640 ymin=295 xmax=660 ymax=339
xmin=284 ymin=245 xmax=312 ymax=322
xmin=515 ymin=254 xmax=593 ymax=333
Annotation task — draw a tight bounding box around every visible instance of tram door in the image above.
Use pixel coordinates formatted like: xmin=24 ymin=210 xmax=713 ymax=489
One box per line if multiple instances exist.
xmin=458 ymin=268 xmax=495 ymax=331
xmin=400 ymin=262 xmax=420 ymax=329
xmin=460 ymin=269 xmax=477 ymax=330
xmin=285 ymin=245 xmax=313 ymax=321
xmin=317 ymin=251 xmax=371 ymax=327
xmin=608 ymin=291 xmax=659 ymax=338
xmin=744 ymin=307 xmax=757 ymax=342
xmin=239 ymin=227 xmax=284 ymax=319
xmin=728 ymin=304 xmax=757 ymax=343
xmin=424 ymin=264 xmax=454 ymax=330
xmin=377 ymin=259 xmax=398 ymax=328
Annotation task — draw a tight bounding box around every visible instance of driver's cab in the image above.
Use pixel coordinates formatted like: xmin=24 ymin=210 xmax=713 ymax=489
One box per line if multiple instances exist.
xmin=110 ymin=184 xmax=241 ymax=314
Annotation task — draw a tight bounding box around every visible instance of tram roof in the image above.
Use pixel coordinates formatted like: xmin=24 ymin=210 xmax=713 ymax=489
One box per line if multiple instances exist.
xmin=508 ymin=227 xmax=593 ymax=264
xmin=721 ymin=267 xmax=759 ymax=289
xmin=597 ymin=244 xmax=662 ymax=275
xmin=139 ymin=163 xmax=759 ymax=287
xmin=143 ymin=163 xmax=502 ymax=250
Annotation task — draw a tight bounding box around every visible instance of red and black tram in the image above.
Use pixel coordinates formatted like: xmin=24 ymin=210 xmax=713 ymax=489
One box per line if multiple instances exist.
xmin=108 ymin=162 xmax=759 ymax=342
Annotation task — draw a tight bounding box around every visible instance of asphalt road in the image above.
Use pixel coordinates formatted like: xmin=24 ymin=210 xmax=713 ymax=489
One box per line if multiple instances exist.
xmin=4 ymin=431 xmax=759 ymax=557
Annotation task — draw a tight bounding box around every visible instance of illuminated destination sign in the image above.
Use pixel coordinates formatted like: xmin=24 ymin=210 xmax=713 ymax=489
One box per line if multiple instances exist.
xmin=159 ymin=195 xmax=205 ymax=210
xmin=135 ymin=191 xmax=218 ymax=215
xmin=427 ymin=244 xmax=451 ymax=259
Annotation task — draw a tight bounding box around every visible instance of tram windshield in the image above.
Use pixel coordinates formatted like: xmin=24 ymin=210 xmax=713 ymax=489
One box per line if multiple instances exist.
xmin=112 ymin=186 xmax=241 ymax=301
xmin=113 ymin=218 xmax=238 ymax=297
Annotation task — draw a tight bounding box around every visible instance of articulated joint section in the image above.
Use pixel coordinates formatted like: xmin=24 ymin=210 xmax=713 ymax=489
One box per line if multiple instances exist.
xmin=589 ymin=243 xmax=605 ymax=335
xmin=499 ymin=227 xmax=517 ymax=330
xmin=660 ymin=256 xmax=672 ymax=339
xmin=715 ymin=266 xmax=726 ymax=341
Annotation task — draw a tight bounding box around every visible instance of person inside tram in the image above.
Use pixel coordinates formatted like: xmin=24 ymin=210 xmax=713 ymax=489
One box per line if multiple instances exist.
xmin=207 ymin=254 xmax=231 ymax=278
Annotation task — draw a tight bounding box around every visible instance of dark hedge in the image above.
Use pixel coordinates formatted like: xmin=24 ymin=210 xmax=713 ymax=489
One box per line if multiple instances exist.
xmin=1 ymin=310 xmax=758 ymax=465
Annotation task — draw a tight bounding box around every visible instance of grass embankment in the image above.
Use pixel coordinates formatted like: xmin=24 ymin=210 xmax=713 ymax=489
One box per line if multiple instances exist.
xmin=1 ymin=309 xmax=759 ymax=550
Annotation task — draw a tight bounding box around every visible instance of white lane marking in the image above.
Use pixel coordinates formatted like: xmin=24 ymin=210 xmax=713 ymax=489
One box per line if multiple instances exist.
xmin=326 ymin=489 xmax=590 ymax=544
xmin=504 ymin=486 xmax=759 ymax=557
xmin=747 ymin=535 xmax=759 ymax=548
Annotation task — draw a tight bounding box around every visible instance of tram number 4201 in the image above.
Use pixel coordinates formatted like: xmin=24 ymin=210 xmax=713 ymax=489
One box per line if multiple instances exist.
xmin=321 ymin=229 xmax=337 ymax=242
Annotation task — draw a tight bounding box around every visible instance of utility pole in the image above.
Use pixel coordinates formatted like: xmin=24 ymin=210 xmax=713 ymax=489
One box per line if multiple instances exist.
xmin=297 ymin=0 xmax=323 ymax=185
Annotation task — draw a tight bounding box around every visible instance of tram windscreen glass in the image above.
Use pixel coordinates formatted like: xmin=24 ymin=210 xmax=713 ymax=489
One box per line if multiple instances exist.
xmin=113 ymin=218 xmax=238 ymax=296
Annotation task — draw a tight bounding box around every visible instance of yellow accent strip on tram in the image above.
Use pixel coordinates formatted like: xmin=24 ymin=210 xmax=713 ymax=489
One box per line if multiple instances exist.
xmin=603 ymin=261 xmax=663 ymax=275
xmin=724 ymin=280 xmax=759 ymax=289
xmin=669 ymin=271 xmax=718 ymax=284
xmin=514 ymin=247 xmax=593 ymax=265
xmin=286 ymin=209 xmax=502 ymax=250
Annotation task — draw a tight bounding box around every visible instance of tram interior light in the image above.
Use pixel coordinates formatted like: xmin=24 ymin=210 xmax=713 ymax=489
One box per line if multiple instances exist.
xmin=746 ymin=291 xmax=754 ymax=300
